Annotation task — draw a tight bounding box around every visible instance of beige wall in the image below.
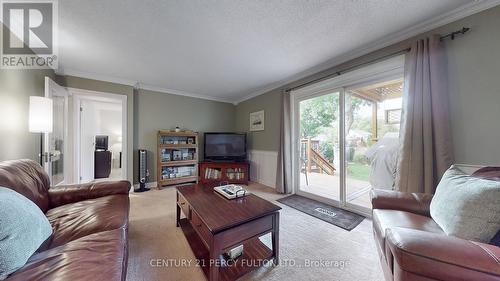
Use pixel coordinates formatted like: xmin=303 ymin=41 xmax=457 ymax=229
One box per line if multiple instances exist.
xmin=235 ymin=5 xmax=500 ymax=166
xmin=0 ymin=69 xmax=55 ymax=161
xmin=135 ymin=89 xmax=235 ymax=182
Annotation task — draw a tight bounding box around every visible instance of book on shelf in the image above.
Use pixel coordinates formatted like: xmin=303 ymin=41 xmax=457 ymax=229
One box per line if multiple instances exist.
xmin=160 ymin=136 xmax=196 ymax=145
xmin=161 ymin=149 xmax=171 ymax=161
xmin=226 ymin=168 xmax=245 ymax=180
xmin=162 ymin=148 xmax=196 ymax=162
xmin=161 ymin=166 xmax=195 ymax=180
xmin=204 ymin=167 xmax=221 ymax=180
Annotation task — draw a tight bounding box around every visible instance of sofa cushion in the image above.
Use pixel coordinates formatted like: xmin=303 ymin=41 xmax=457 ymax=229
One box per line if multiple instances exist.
xmin=372 ymin=209 xmax=444 ymax=253
xmin=386 ymin=227 xmax=500 ymax=281
xmin=5 ymin=228 xmax=127 ymax=281
xmin=0 ymin=160 xmax=50 ymax=212
xmin=472 ymin=166 xmax=500 ymax=181
xmin=430 ymin=165 xmax=500 ymax=243
xmin=45 ymin=194 xmax=129 ymax=248
xmin=0 ymin=187 xmax=53 ymax=280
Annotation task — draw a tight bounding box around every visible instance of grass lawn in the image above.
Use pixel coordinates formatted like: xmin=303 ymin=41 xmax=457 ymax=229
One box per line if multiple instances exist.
xmin=347 ymin=162 xmax=371 ymax=181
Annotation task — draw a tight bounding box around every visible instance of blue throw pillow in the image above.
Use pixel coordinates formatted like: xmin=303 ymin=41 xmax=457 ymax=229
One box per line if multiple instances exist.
xmin=0 ymin=187 xmax=53 ymax=280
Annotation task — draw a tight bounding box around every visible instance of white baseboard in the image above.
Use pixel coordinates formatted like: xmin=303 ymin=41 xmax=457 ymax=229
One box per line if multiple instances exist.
xmin=132 ymin=181 xmax=158 ymax=192
xmin=248 ymin=150 xmax=278 ymax=188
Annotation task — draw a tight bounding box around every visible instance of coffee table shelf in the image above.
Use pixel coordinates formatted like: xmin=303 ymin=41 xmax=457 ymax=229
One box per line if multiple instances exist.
xmin=179 ymin=218 xmax=274 ymax=281
xmin=176 ymin=184 xmax=280 ymax=281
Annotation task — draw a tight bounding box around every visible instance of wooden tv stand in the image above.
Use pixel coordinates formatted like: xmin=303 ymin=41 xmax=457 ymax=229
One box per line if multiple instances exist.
xmin=199 ymin=161 xmax=249 ymax=185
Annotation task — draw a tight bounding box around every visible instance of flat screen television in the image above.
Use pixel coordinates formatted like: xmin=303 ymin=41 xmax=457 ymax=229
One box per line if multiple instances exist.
xmin=95 ymin=135 xmax=109 ymax=151
xmin=204 ymin=133 xmax=246 ymax=161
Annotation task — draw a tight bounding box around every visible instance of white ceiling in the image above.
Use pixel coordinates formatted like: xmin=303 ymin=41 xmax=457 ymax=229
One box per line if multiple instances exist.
xmin=57 ymin=0 xmax=493 ymax=103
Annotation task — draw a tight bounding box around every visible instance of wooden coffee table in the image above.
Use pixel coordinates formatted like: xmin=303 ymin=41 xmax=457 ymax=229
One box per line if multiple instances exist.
xmin=176 ymin=184 xmax=281 ymax=281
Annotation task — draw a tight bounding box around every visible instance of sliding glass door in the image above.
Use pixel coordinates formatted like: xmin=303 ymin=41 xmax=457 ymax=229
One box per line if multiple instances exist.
xmin=297 ymin=91 xmax=341 ymax=203
xmin=345 ymin=79 xmax=403 ymax=212
xmin=291 ymin=56 xmax=404 ymax=216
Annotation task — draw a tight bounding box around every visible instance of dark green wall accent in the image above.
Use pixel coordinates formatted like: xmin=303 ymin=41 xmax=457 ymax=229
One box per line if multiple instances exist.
xmin=235 ymin=89 xmax=282 ymax=151
xmin=135 ymin=89 xmax=235 ymax=183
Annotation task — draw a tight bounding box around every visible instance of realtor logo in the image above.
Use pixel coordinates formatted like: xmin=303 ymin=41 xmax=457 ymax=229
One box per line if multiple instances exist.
xmin=1 ymin=0 xmax=58 ymax=69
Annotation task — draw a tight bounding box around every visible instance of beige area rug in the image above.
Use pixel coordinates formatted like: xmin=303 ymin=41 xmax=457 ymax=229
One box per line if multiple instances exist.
xmin=126 ymin=183 xmax=384 ymax=281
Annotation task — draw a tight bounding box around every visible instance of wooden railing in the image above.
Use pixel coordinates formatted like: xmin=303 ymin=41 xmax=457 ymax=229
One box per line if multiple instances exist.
xmin=301 ymin=139 xmax=336 ymax=175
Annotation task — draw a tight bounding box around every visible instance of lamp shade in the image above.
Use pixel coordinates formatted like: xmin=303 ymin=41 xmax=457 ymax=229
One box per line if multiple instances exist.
xmin=29 ymin=96 xmax=53 ymax=133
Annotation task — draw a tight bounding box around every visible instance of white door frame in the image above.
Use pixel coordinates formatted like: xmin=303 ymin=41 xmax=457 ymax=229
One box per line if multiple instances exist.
xmin=290 ymin=55 xmax=404 ymax=217
xmin=291 ymin=87 xmax=345 ymax=209
xmin=44 ymin=77 xmax=70 ymax=186
xmin=68 ymin=87 xmax=128 ymax=183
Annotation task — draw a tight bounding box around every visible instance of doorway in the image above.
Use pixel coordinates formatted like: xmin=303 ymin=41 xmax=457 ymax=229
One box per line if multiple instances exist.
xmin=71 ymin=89 xmax=127 ymax=184
xmin=291 ymin=56 xmax=404 ymax=216
xmin=43 ymin=80 xmax=127 ymax=185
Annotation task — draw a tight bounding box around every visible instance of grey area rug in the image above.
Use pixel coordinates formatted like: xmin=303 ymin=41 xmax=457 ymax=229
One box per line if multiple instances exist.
xmin=277 ymin=195 xmax=365 ymax=231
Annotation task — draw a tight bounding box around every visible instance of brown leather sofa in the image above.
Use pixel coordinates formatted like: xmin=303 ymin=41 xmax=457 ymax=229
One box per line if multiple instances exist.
xmin=0 ymin=159 xmax=130 ymax=281
xmin=371 ymin=188 xmax=500 ymax=281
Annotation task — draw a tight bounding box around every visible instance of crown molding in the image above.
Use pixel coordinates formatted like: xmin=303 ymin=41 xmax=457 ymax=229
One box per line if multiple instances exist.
xmin=138 ymin=84 xmax=235 ymax=104
xmin=56 ymin=68 xmax=137 ymax=86
xmin=55 ymin=68 xmax=235 ymax=104
xmin=55 ymin=0 xmax=500 ymax=105
xmin=234 ymin=0 xmax=500 ymax=104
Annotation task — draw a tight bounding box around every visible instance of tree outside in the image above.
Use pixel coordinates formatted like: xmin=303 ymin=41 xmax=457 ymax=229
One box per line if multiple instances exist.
xmin=300 ymin=92 xmax=374 ymax=181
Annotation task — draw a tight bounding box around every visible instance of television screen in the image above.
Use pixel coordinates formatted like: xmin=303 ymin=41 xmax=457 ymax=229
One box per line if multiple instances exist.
xmin=204 ymin=133 xmax=246 ymax=160
xmin=95 ymin=135 xmax=109 ymax=151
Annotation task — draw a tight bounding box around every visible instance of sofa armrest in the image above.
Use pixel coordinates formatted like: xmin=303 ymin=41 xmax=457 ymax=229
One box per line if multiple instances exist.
xmin=386 ymin=227 xmax=500 ymax=280
xmin=370 ymin=189 xmax=433 ymax=217
xmin=48 ymin=180 xmax=130 ymax=208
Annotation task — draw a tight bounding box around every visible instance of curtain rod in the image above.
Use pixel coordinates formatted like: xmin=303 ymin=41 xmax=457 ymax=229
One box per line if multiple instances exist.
xmin=284 ymin=27 xmax=470 ymax=93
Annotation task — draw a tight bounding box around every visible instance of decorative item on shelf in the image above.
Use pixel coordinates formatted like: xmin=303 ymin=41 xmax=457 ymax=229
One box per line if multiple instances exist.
xmin=162 ymin=149 xmax=171 ymax=161
xmin=249 ymin=110 xmax=265 ymax=131
xmin=182 ymin=150 xmax=189 ymax=160
xmin=172 ymin=150 xmax=182 ymax=161
xmin=175 ymin=126 xmax=181 ymax=132
xmin=224 ymin=245 xmax=244 ymax=260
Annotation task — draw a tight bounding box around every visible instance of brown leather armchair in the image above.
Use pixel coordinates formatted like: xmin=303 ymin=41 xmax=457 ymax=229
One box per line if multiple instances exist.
xmin=0 ymin=159 xmax=130 ymax=281
xmin=371 ymin=189 xmax=500 ymax=281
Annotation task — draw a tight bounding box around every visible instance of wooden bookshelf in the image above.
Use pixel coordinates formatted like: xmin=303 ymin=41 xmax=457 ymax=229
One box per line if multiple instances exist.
xmin=157 ymin=130 xmax=199 ymax=188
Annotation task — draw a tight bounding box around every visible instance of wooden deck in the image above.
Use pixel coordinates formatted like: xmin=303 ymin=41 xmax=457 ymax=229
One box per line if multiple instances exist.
xmin=299 ymin=172 xmax=372 ymax=209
